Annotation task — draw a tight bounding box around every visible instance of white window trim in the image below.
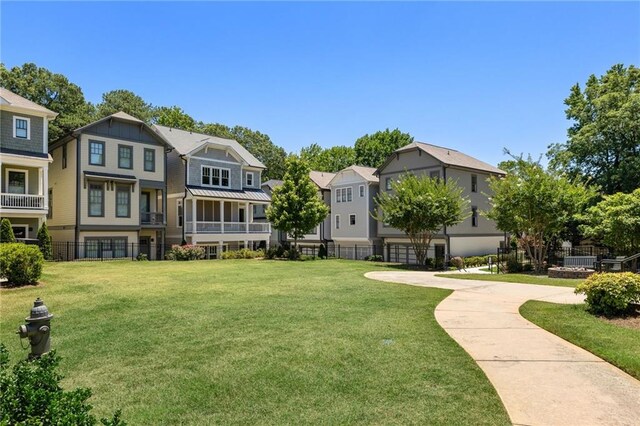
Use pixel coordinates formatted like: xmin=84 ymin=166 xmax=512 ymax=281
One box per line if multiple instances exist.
xmin=201 ymin=165 xmax=231 ymax=188
xmin=5 ymin=168 xmax=28 ymax=194
xmin=335 ymin=214 xmax=341 ymax=230
xmin=359 ymin=184 xmax=365 ymax=197
xmin=13 ymin=116 xmax=30 ymax=140
xmin=246 ymin=172 xmax=254 ymax=187
xmin=349 ymin=213 xmax=356 ymax=226
xmin=11 ymin=224 xmax=29 ymax=239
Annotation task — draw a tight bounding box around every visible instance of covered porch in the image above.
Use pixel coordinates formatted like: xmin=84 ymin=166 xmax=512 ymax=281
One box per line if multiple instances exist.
xmin=184 ymin=197 xmax=271 ymax=235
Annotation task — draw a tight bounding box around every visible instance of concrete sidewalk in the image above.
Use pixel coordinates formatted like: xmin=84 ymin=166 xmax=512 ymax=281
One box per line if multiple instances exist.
xmin=365 ymin=271 xmax=640 ymax=426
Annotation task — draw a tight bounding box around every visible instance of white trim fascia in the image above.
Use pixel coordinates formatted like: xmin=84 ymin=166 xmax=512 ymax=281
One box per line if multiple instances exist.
xmin=190 ymin=155 xmax=241 ymax=166
xmin=0 ymin=105 xmax=56 ymax=119
xmin=12 ymin=115 xmax=31 ymax=140
xmin=0 ymin=152 xmax=52 ymax=167
xmin=5 ymin=168 xmax=28 ymax=194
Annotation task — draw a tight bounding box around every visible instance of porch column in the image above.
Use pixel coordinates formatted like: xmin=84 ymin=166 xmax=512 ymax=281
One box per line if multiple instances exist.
xmin=43 ymin=167 xmax=49 ymax=210
xmin=220 ymin=201 xmax=225 ymax=234
xmin=245 ymin=202 xmax=249 ymax=233
xmin=191 ymin=198 xmax=197 ymax=234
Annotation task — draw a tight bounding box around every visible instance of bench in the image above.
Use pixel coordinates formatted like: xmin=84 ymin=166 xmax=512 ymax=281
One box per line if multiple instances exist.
xmin=563 ymin=256 xmax=597 ymax=268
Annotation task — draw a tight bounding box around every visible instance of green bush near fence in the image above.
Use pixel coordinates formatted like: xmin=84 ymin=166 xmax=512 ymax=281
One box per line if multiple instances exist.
xmin=165 ymin=245 xmax=205 ymax=261
xmin=575 ymin=272 xmax=640 ymax=316
xmin=0 ymin=243 xmax=44 ymax=286
xmin=221 ymin=249 xmax=265 ymax=260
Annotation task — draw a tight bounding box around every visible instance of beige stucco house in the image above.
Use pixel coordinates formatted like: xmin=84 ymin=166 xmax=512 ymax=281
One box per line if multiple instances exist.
xmin=0 ymin=88 xmax=57 ymax=240
xmin=47 ymin=112 xmax=171 ymax=259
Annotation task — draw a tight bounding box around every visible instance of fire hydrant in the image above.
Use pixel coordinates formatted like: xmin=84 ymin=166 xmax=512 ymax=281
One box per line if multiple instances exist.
xmin=17 ymin=298 xmax=53 ymax=359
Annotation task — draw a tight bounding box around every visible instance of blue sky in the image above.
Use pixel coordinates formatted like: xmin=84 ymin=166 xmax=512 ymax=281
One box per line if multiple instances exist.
xmin=2 ymin=1 xmax=639 ymax=166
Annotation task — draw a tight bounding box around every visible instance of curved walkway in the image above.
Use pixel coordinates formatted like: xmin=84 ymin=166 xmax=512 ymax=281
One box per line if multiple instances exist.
xmin=365 ymin=271 xmax=640 ymax=426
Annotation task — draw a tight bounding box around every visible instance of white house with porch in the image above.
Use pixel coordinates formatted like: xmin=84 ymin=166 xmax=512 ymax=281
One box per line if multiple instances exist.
xmin=155 ymin=125 xmax=271 ymax=258
xmin=0 ymin=88 xmax=57 ymax=240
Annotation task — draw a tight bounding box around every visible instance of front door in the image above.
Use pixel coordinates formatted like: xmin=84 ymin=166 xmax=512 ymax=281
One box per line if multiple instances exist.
xmin=239 ymin=207 xmax=245 ymax=223
xmin=140 ymin=192 xmax=151 ymax=223
xmin=139 ymin=237 xmax=151 ymax=258
xmin=435 ymin=244 xmax=446 ymax=269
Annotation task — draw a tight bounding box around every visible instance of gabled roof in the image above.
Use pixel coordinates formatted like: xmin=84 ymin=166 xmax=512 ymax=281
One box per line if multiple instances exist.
xmin=153 ymin=125 xmax=265 ymax=169
xmin=328 ymin=165 xmax=378 ymax=186
xmin=262 ymin=179 xmax=283 ymax=190
xmin=309 ymin=171 xmax=336 ymax=190
xmin=378 ymin=141 xmax=506 ymax=175
xmin=0 ymin=87 xmax=58 ymax=118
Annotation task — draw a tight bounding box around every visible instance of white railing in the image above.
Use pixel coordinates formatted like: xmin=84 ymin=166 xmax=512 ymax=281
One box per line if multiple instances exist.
xmin=0 ymin=193 xmax=45 ymax=209
xmin=185 ymin=221 xmax=270 ymax=234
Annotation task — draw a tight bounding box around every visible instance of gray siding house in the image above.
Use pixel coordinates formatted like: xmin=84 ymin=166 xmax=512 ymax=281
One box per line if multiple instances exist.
xmin=154 ymin=125 xmax=270 ymax=258
xmin=47 ymin=112 xmax=171 ymax=259
xmin=0 ymin=88 xmax=57 ymax=240
xmin=376 ymin=141 xmax=506 ymax=263
xmin=328 ymin=165 xmax=381 ymax=259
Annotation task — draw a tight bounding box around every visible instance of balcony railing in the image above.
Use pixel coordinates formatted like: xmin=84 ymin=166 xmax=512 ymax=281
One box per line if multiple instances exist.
xmin=141 ymin=212 xmax=164 ymax=225
xmin=0 ymin=193 xmax=45 ymax=209
xmin=185 ymin=221 xmax=271 ymax=234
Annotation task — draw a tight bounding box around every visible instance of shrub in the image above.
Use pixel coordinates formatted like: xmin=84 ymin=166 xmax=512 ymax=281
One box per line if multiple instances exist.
xmin=0 ymin=219 xmax=16 ymax=243
xmin=450 ymin=256 xmax=465 ymax=270
xmin=220 ymin=249 xmax=265 ymax=259
xmin=0 ymin=243 xmax=43 ymax=285
xmin=507 ymin=255 xmax=523 ymax=273
xmin=0 ymin=344 xmax=125 ymax=425
xmin=318 ymin=243 xmax=327 ymax=259
xmin=364 ymin=254 xmax=384 ymax=262
xmin=136 ymin=253 xmax=148 ymax=261
xmin=575 ymin=272 xmax=640 ymax=316
xmin=165 ymin=244 xmax=205 ymax=261
xmin=37 ymin=223 xmax=53 ymax=260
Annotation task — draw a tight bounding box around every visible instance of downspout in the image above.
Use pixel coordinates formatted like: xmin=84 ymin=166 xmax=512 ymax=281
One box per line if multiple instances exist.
xmin=443 ymin=165 xmax=451 ymax=259
xmin=180 ymin=154 xmax=187 ymax=244
xmin=74 ymin=134 xmax=81 ymax=253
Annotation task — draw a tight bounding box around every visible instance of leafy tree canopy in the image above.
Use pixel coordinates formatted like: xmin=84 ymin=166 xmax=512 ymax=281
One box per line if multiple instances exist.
xmin=486 ymin=152 xmax=596 ymax=272
xmin=375 ymin=173 xmax=468 ymax=266
xmin=0 ymin=62 xmax=94 ymax=142
xmin=266 ymin=156 xmax=329 ymax=248
xmin=354 ymin=128 xmax=414 ymax=168
xmin=547 ymin=64 xmax=640 ymax=194
xmin=154 ymin=106 xmax=197 ymax=130
xmin=580 ymin=189 xmax=640 ymax=256
xmin=95 ymin=89 xmax=155 ymax=123
xmin=300 ymin=143 xmax=356 ymax=172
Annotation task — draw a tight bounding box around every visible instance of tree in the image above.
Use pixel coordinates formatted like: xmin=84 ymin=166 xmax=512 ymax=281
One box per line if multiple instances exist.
xmin=154 ymin=106 xmax=197 ymax=130
xmin=266 ymin=156 xmax=329 ymax=253
xmin=0 ymin=218 xmax=16 ymax=243
xmin=0 ymin=63 xmax=94 ymax=142
xmin=95 ymin=89 xmax=155 ymax=122
xmin=300 ymin=143 xmax=356 ymax=172
xmin=37 ymin=222 xmax=53 ymax=260
xmin=354 ymin=128 xmax=414 ymax=169
xmin=486 ymin=154 xmax=596 ymax=273
xmin=580 ymin=189 xmax=640 ymax=256
xmin=375 ymin=173 xmax=469 ymax=267
xmin=547 ymin=64 xmax=640 ymax=194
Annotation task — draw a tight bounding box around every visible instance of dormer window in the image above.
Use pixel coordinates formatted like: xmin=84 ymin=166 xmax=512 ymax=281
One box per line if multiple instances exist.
xmin=246 ymin=172 xmax=253 ymax=187
xmin=13 ymin=116 xmax=30 ymax=139
xmin=202 ymin=166 xmax=230 ymax=188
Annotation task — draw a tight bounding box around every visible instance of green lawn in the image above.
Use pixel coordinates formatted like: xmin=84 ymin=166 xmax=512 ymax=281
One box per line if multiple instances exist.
xmin=0 ymin=260 xmax=509 ymax=425
xmin=520 ymin=301 xmax=640 ymax=380
xmin=434 ymin=273 xmax=582 ymax=287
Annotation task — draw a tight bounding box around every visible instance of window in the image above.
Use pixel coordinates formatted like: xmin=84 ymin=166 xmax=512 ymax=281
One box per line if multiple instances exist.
xmin=349 ymin=214 xmax=356 ymax=226
xmin=385 ymin=177 xmax=392 ymax=190
xmin=6 ymin=170 xmax=27 ymax=194
xmin=471 ymin=175 xmax=478 ymax=193
xmin=177 ymin=200 xmax=183 ymax=227
xmin=47 ymin=189 xmax=53 ymax=219
xmin=85 ymin=238 xmax=127 ymax=259
xmin=471 ymin=206 xmax=478 ymax=227
xmin=430 ymin=170 xmax=440 ymax=180
xmin=118 ymin=145 xmax=133 ymax=169
xmin=13 ymin=116 xmax=30 ymax=139
xmin=11 ymin=225 xmax=28 ymax=239
xmin=335 ymin=187 xmax=353 ymax=203
xmin=335 ymin=215 xmax=340 ymax=229
xmin=201 ymin=166 xmax=230 ymax=188
xmin=88 ymin=183 xmax=104 ymax=217
xmin=116 ymin=185 xmax=131 ymax=218
xmin=336 ymin=190 xmax=341 ymax=203
xmin=359 ymin=185 xmax=365 ymax=197
xmin=144 ymin=148 xmax=155 ymax=172
xmin=347 ymin=187 xmax=352 ymax=202
xmin=89 ymin=141 xmax=105 ymax=166
xmin=246 ymin=172 xmax=253 ymax=186
xmin=62 ymin=144 xmax=67 ymax=169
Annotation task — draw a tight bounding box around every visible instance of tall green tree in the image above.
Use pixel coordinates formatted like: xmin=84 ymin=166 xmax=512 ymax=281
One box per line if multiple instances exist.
xmin=487 ymin=154 xmax=596 ymax=272
xmin=580 ymin=189 xmax=640 ymax=256
xmin=375 ymin=173 xmax=468 ymax=267
xmin=547 ymin=64 xmax=640 ymax=194
xmin=37 ymin=222 xmax=53 ymax=260
xmin=0 ymin=63 xmax=94 ymax=142
xmin=0 ymin=218 xmax=16 ymax=243
xmin=95 ymin=89 xmax=155 ymax=122
xmin=154 ymin=106 xmax=197 ymax=130
xmin=354 ymin=128 xmax=414 ymax=169
xmin=266 ymin=156 xmax=329 ymax=252
xmin=300 ymin=143 xmax=356 ymax=172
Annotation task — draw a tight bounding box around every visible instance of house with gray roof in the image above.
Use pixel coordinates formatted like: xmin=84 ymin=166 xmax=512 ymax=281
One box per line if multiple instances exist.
xmin=376 ymin=141 xmax=507 ymax=264
xmin=155 ymin=125 xmax=271 ymax=257
xmin=47 ymin=111 xmax=171 ymax=259
xmin=0 ymin=88 xmax=58 ymax=240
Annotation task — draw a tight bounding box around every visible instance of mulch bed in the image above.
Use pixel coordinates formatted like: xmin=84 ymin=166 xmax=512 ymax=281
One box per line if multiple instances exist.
xmin=600 ymin=307 xmax=640 ymax=331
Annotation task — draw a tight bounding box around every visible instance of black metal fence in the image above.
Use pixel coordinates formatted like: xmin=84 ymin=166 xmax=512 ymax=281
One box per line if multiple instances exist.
xmin=51 ymin=241 xmax=171 ymax=262
xmin=496 ymin=246 xmax=612 ymax=273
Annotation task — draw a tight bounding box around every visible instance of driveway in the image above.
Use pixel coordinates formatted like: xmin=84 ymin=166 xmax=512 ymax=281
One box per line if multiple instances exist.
xmin=365 ymin=271 xmax=640 ymax=426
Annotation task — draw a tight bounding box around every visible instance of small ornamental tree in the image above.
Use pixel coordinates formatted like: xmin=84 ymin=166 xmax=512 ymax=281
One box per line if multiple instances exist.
xmin=580 ymin=189 xmax=640 ymax=256
xmin=37 ymin=222 xmax=53 ymax=260
xmin=375 ymin=173 xmax=469 ymax=267
xmin=486 ymin=153 xmax=596 ymax=273
xmin=0 ymin=218 xmax=16 ymax=243
xmin=266 ymin=156 xmax=329 ymax=253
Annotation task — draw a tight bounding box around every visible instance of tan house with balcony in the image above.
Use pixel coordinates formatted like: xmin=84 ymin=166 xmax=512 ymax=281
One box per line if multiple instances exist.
xmin=47 ymin=112 xmax=171 ymax=259
xmin=154 ymin=125 xmax=271 ymax=258
xmin=0 ymin=88 xmax=57 ymax=240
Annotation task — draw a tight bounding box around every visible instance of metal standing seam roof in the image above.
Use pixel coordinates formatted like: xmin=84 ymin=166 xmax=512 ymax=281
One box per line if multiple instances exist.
xmin=0 ymin=87 xmax=58 ymax=118
xmin=187 ymin=186 xmax=271 ymax=202
xmin=153 ymin=125 xmax=265 ymax=169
